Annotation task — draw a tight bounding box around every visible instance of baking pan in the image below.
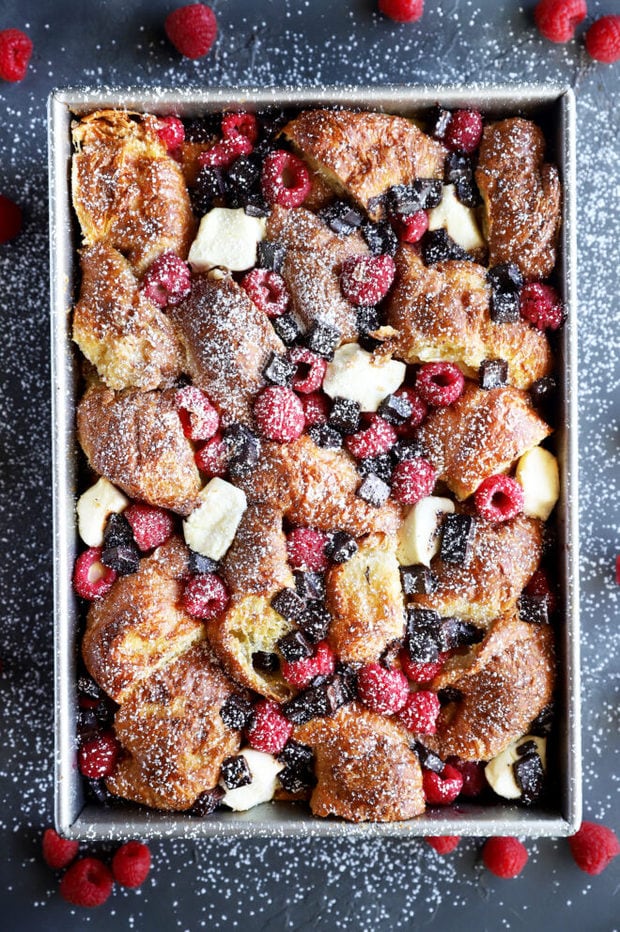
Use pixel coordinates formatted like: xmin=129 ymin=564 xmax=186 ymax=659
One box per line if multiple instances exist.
xmin=49 ymin=85 xmax=580 ymax=840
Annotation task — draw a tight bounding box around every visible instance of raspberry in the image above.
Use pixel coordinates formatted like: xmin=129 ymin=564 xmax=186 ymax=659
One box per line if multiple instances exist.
xmin=391 ymin=457 xmax=436 ymax=505
xmin=534 ymin=0 xmax=587 ymax=43
xmin=281 ymin=641 xmax=336 ymax=688
xmin=240 ymin=268 xmax=289 ymax=318
xmin=525 ymin=568 xmax=558 ymax=615
xmin=78 ymin=731 xmax=120 ymax=779
xmin=124 ymin=503 xmax=175 ymax=552
xmin=519 ymin=282 xmax=564 ymax=331
xmin=416 ymin=362 xmax=465 ymax=407
xmin=0 ymin=194 xmax=22 ymax=243
xmin=300 ymin=391 xmax=330 ymax=427
xmin=247 ymin=699 xmax=293 ymax=754
xmin=398 ymin=690 xmax=440 ymax=734
xmin=286 ymin=527 xmax=329 ymax=572
xmin=73 ymin=547 xmax=117 ymax=601
xmin=288 ymin=347 xmax=327 ymax=394
xmin=142 ymin=252 xmax=191 ymax=307
xmin=261 ymin=150 xmax=311 ymax=209
xmin=400 ymin=649 xmax=446 ymax=684
xmin=175 ymin=385 xmax=219 ymax=441
xmin=426 ymin=835 xmax=460 ymax=854
xmin=155 ymin=116 xmax=185 ymax=151
xmin=198 ymin=134 xmax=253 ymax=168
xmin=423 ymin=763 xmax=464 ymax=805
xmin=398 ymin=210 xmax=428 ymax=244
xmin=357 ymin=663 xmax=409 ymax=715
xmin=254 ymin=386 xmax=305 ymax=442
xmin=165 ymin=3 xmax=217 ymax=59
xmin=60 ymin=857 xmax=114 ymax=908
xmin=482 ymin=836 xmax=528 ymax=878
xmin=447 ymin=757 xmax=487 ymax=797
xmin=378 ymin=0 xmax=424 ymax=24
xmin=111 ymin=841 xmax=151 ymax=888
xmin=42 ymin=828 xmax=79 ymax=870
xmin=221 ymin=111 xmax=259 ymax=145
xmin=183 ymin=573 xmax=229 ymax=620
xmin=340 ymin=254 xmax=396 ymax=306
xmin=0 ymin=29 xmax=32 ymax=82
xmin=585 ymin=16 xmax=620 ymax=63
xmin=568 ymin=821 xmax=620 ymax=875
xmin=394 ymin=386 xmax=428 ymax=436
xmin=474 ymin=474 xmax=524 ymax=523
xmin=444 ymin=110 xmax=483 ymax=154
xmin=345 ymin=415 xmax=397 ymax=460
xmin=195 ymin=433 xmax=228 ymax=477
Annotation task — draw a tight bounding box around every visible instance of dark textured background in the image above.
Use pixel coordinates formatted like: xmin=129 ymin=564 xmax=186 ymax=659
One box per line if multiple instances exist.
xmin=0 ymin=0 xmax=618 ymax=929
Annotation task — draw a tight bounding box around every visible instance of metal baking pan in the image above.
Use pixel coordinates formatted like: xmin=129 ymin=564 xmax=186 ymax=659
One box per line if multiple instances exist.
xmin=49 ymin=85 xmax=580 ymax=840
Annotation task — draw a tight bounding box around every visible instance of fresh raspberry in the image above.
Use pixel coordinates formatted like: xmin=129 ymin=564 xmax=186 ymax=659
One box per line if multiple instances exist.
xmin=42 ymin=828 xmax=79 ymax=870
xmin=281 ymin=641 xmax=336 ymax=688
xmin=78 ymin=731 xmax=120 ymax=779
xmin=482 ymin=836 xmax=528 ymax=878
xmin=340 ymin=254 xmax=396 ymax=306
xmin=300 ymin=391 xmax=330 ymax=427
xmin=165 ymin=3 xmax=217 ymax=59
xmin=444 ymin=110 xmax=483 ymax=154
xmin=286 ymin=527 xmax=329 ymax=572
xmin=247 ymin=699 xmax=293 ymax=754
xmin=240 ymin=268 xmax=289 ymax=318
xmin=568 ymin=821 xmax=620 ymax=875
xmin=261 ymin=150 xmax=311 ymax=209
xmin=398 ymin=690 xmax=440 ymax=734
xmin=378 ymin=0 xmax=424 ymax=24
xmin=0 ymin=194 xmax=22 ymax=243
xmin=416 ymin=362 xmax=465 ymax=407
xmin=195 ymin=433 xmax=228 ymax=477
xmin=423 ymin=763 xmax=464 ymax=805
xmin=254 ymin=386 xmax=305 ymax=442
xmin=391 ymin=457 xmax=436 ymax=505
xmin=288 ymin=347 xmax=327 ymax=394
xmin=73 ymin=548 xmax=117 ymax=601
xmin=124 ymin=503 xmax=175 ymax=552
xmin=534 ymin=0 xmax=587 ymax=43
xmin=398 ymin=210 xmax=429 ymax=244
xmin=142 ymin=251 xmax=191 ymax=307
xmin=525 ymin=568 xmax=558 ymax=615
xmin=447 ymin=757 xmax=487 ymax=797
xmin=399 ymin=649 xmax=446 ymax=684
xmin=111 ymin=841 xmax=151 ymax=888
xmin=519 ymin=282 xmax=564 ymax=330
xmin=585 ymin=16 xmax=620 ymax=63
xmin=175 ymin=385 xmax=219 ymax=441
xmin=474 ymin=474 xmax=524 ymax=523
xmin=394 ymin=386 xmax=428 ymax=436
xmin=183 ymin=573 xmax=229 ymax=620
xmin=198 ymin=134 xmax=253 ymax=168
xmin=357 ymin=663 xmax=409 ymax=715
xmin=426 ymin=835 xmax=460 ymax=854
xmin=60 ymin=857 xmax=114 ymax=908
xmin=345 ymin=415 xmax=397 ymax=459
xmin=0 ymin=29 xmax=32 ymax=82
xmin=221 ymin=111 xmax=259 ymax=145
xmin=155 ymin=116 xmax=185 ymax=151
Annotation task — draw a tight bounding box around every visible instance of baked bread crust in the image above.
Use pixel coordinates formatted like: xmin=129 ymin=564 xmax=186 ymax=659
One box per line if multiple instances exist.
xmin=222 ymin=505 xmax=292 ymax=597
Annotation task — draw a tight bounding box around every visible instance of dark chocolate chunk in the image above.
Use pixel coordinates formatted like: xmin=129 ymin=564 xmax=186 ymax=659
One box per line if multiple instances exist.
xmin=400 ymin=565 xmax=439 ymax=596
xmin=380 ymin=638 xmax=403 ymax=667
xmin=319 ymin=200 xmax=364 ymax=236
xmin=356 ymin=304 xmax=383 ymax=335
xmin=298 ymin=601 xmax=331 ymax=643
xmin=270 ymin=587 xmax=307 ymax=623
xmin=220 ymin=755 xmax=252 ymax=790
xmin=358 ymin=453 xmax=393 ymax=484
xmin=77 ymin=708 xmax=100 ymax=745
xmin=444 ymin=152 xmax=481 ymax=207
xmin=273 ymin=313 xmax=302 ymax=346
xmin=357 ymin=474 xmax=391 ymax=507
xmin=386 ymin=180 xmax=443 ymax=215
xmin=328 ymin=397 xmax=361 ymax=435
xmin=223 ymin=423 xmax=261 ymax=478
xmin=220 ymin=694 xmax=254 ymax=731
xmin=192 ymin=166 xmax=226 ymax=214
xmin=278 ymin=765 xmax=316 ymax=794
xmin=277 ymin=739 xmax=315 ymax=770
xmin=263 ymin=351 xmax=297 ymax=386
xmin=438 ymin=687 xmax=464 ymax=705
xmin=392 ymin=437 xmax=427 ymax=463
xmin=358 ymin=332 xmax=382 ymax=353
xmin=325 ymin=530 xmax=358 ymax=564
xmin=439 ymin=617 xmax=485 ymax=651
xmin=361 ymin=220 xmax=399 ymax=257
xmin=305 ymin=322 xmax=341 ymax=359
xmin=294 ymin=571 xmax=326 ymax=602
xmin=530 ymin=702 xmax=554 ymax=737
xmin=257 ymin=240 xmax=286 ymax=272
xmin=479 ymin=358 xmax=508 ymax=390
xmin=244 ymin=196 xmax=270 ymax=218
xmin=282 ymin=688 xmax=327 ymax=725
xmin=513 ymin=751 xmax=545 ymax=805
xmin=86 ymin=778 xmax=114 ymax=806
xmin=101 ymin=544 xmax=140 ymax=576
xmin=429 ymin=106 xmax=452 ymax=141
xmin=487 ymin=263 xmax=524 ymax=292
xmin=487 ymin=263 xmax=523 ymax=324
xmin=421 ymin=228 xmax=474 ymax=265
xmin=530 ymin=375 xmax=558 ymax=419
xmin=517 ymin=740 xmax=538 ymax=757
xmin=308 ymin=424 xmax=343 ymax=449
xmin=489 ymin=289 xmax=521 ymax=324
xmin=103 ymin=512 xmax=134 ymax=549
xmin=518 ymin=594 xmax=549 ymax=626
xmin=187 ymin=785 xmax=225 ymax=817
xmin=378 ymin=393 xmax=412 ymax=426
xmin=277 ymin=629 xmax=314 ymax=663
xmin=439 ymin=513 xmax=476 ymax=566
xmin=413 ymin=741 xmax=445 ymax=773
xmin=315 ymin=673 xmax=356 ymax=714
xmin=188 ymin=550 xmax=220 ymax=576
xmin=225 ymin=155 xmax=262 ymax=207
xmin=405 ymin=607 xmax=442 ymax=663
xmin=251 ymin=651 xmax=280 ymax=673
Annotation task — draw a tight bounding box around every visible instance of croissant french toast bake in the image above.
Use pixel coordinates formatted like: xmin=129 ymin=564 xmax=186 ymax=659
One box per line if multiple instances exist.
xmin=71 ymin=102 xmax=564 ymax=823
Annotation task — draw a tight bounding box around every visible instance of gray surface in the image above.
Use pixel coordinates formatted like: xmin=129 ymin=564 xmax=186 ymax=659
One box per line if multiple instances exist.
xmin=0 ymin=0 xmax=618 ymax=929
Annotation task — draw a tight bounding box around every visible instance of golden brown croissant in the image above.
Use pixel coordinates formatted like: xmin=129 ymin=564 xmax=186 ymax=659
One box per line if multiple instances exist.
xmin=222 ymin=505 xmax=292 ymax=598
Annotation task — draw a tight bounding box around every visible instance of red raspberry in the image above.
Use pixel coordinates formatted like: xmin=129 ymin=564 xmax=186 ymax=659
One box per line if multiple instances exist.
xmin=426 ymin=835 xmax=460 ymax=855
xmin=423 ymin=763 xmax=464 ymax=805
xmin=447 ymin=757 xmax=487 ymax=797
xmin=240 ymin=268 xmax=289 ymax=318
xmin=165 ymin=3 xmax=217 ymax=59
xmin=175 ymin=385 xmax=219 ymax=441
xmin=416 ymin=362 xmax=465 ymax=407
xmin=398 ymin=690 xmax=440 ymax=734
xmin=391 ymin=457 xmax=436 ymax=505
xmin=357 ymin=663 xmax=410 ymax=715
xmin=281 ymin=641 xmax=336 ymax=688
xmin=534 ymin=0 xmax=587 ymax=43
xmin=124 ymin=503 xmax=175 ymax=552
xmin=261 ymin=150 xmax=311 ymax=209
xmin=474 ymin=474 xmax=524 ymax=523
xmin=155 ymin=116 xmax=185 ymax=151
xmin=60 ymin=857 xmax=114 ymax=908
xmin=444 ymin=110 xmax=483 ymax=154
xmin=394 ymin=386 xmax=428 ymax=436
xmin=482 ymin=836 xmax=528 ymax=879
xmin=519 ymin=282 xmax=564 ymax=330
xmin=254 ymin=386 xmax=305 ymax=442
xmin=345 ymin=415 xmax=397 ymax=459
xmin=111 ymin=840 xmax=151 ymax=888
xmin=0 ymin=194 xmax=22 ymax=243
xmin=399 ymin=649 xmax=446 ymax=684
xmin=78 ymin=731 xmax=120 ymax=779
xmin=286 ymin=527 xmax=329 ymax=572
xmin=42 ymin=828 xmax=79 ymax=870
xmin=247 ymin=699 xmax=293 ymax=754
xmin=195 ymin=433 xmax=228 ymax=477
xmin=569 ymin=821 xmax=620 ymax=875
xmin=183 ymin=573 xmax=229 ymax=620
xmin=300 ymin=391 xmax=330 ymax=427
xmin=0 ymin=29 xmax=32 ymax=82
xmin=525 ymin=568 xmax=558 ymax=615
xmin=288 ymin=347 xmax=327 ymax=394
xmin=198 ymin=134 xmax=253 ymax=168
xmin=585 ymin=16 xmax=620 ymax=63
xmin=142 ymin=251 xmax=191 ymax=307
xmin=398 ymin=210 xmax=429 ymax=244
xmin=73 ymin=548 xmax=117 ymax=601
xmin=378 ymin=0 xmax=424 ymax=24
xmin=340 ymin=254 xmax=396 ymax=306
xmin=221 ymin=111 xmax=259 ymax=145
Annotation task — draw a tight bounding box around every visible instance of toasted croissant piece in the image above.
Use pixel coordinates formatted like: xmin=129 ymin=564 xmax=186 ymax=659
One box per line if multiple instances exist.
xmin=222 ymin=505 xmax=292 ymax=597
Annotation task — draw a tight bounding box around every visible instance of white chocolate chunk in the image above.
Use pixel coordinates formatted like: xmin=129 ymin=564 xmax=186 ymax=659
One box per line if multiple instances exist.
xmin=221 ymin=749 xmax=283 ymax=811
xmin=428 ymin=184 xmax=485 ymax=252
xmin=515 ymin=446 xmax=560 ymax=521
xmin=77 ymin=477 xmax=129 ymax=547
xmin=183 ymin=477 xmax=247 ymax=560
xmin=485 ymin=735 xmax=547 ymax=799
xmin=188 ymin=207 xmax=267 ymax=272
xmin=397 ymin=496 xmax=455 ymax=567
xmin=323 ymin=343 xmax=406 ymax=413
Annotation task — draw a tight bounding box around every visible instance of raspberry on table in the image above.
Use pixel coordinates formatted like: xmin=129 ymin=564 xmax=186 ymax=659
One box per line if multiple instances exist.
xmin=519 ymin=282 xmax=564 ymax=330
xmin=221 ymin=111 xmax=259 ymax=145
xmin=281 ymin=641 xmax=336 ymax=689
xmin=261 ymin=150 xmax=311 ymax=209
xmin=378 ymin=0 xmax=424 ymax=24
xmin=416 ymin=362 xmax=465 ymax=407
xmin=534 ymin=0 xmax=586 ymax=44
xmin=300 ymin=392 xmax=330 ymax=427
xmin=288 ymin=347 xmax=328 ymax=394
xmin=474 ymin=474 xmax=524 ymax=523
xmin=422 ymin=763 xmax=464 ymax=805
xmin=585 ymin=16 xmax=620 ymax=63
xmin=195 ymin=433 xmax=228 ymax=477
xmin=111 ymin=840 xmax=151 ymax=888
xmin=247 ymin=699 xmax=293 ymax=754
xmin=287 ymin=527 xmax=329 ymax=572
xmin=42 ymin=828 xmax=79 ymax=871
xmin=0 ymin=28 xmax=32 ymax=82
xmin=183 ymin=572 xmax=230 ymax=620
xmin=124 ymin=503 xmax=175 ymax=552
xmin=391 ymin=457 xmax=436 ymax=505
xmin=165 ymin=3 xmax=217 ymax=59
xmin=142 ymin=252 xmax=191 ymax=307
xmin=357 ymin=663 xmax=410 ymax=715
xmin=568 ymin=820 xmax=620 ymax=875
xmin=73 ymin=547 xmax=117 ymax=601
xmin=175 ymin=385 xmax=219 ymax=441
xmin=398 ymin=690 xmax=440 ymax=734
xmin=155 ymin=116 xmax=185 ymax=151
xmin=254 ymin=386 xmax=306 ymax=442
xmin=78 ymin=731 xmax=120 ymax=779
xmin=0 ymin=193 xmax=22 ymax=243
xmin=398 ymin=210 xmax=428 ymax=243
xmin=426 ymin=835 xmax=460 ymax=854
xmin=400 ymin=649 xmax=445 ymax=684
xmin=241 ymin=268 xmax=290 ymax=318
xmin=340 ymin=254 xmax=396 ymax=306
xmin=60 ymin=857 xmax=114 ymax=908
xmin=345 ymin=415 xmax=397 ymax=460
xmin=482 ymin=836 xmax=528 ymax=878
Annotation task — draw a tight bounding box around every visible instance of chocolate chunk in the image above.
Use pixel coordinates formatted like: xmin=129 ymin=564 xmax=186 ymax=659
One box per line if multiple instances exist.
xmin=263 ymin=351 xmax=297 ymax=386
xmin=305 ymin=322 xmax=341 ymax=360
xmin=278 ymin=739 xmax=315 ymax=770
xmin=362 ymin=220 xmax=399 ymax=257
xmin=187 ymin=785 xmax=225 ymax=817
xmin=444 ymin=152 xmax=481 ymax=207
xmin=439 ymin=617 xmax=485 ymax=651
xmin=358 ymin=453 xmax=393 ymax=484
xmin=378 ymin=393 xmax=413 ymax=426
xmin=329 ymin=397 xmax=361 ymax=435
xmin=489 ymin=289 xmax=521 ymax=324
xmin=518 ymin=594 xmax=549 ymax=626
xmin=386 ymin=180 xmax=443 ymax=215
xmin=282 ymin=687 xmax=327 ymax=725
xmin=271 ymin=587 xmax=307 ymax=623
xmin=356 ymin=304 xmax=383 ymax=336
xmin=357 ymin=473 xmax=391 ymax=507
xmin=421 ymin=228 xmax=474 ymax=265
xmin=530 ymin=702 xmax=554 ymax=737
xmin=479 ymin=358 xmax=508 ymax=390
xmin=244 ymin=196 xmax=270 ymax=218
xmin=517 ymin=740 xmax=538 ymax=757
xmin=392 ymin=437 xmax=427 ymax=463
xmin=251 ymin=651 xmax=280 ymax=673
xmin=77 ymin=707 xmax=100 ymax=744
xmin=294 ymin=571 xmax=326 ymax=602
xmin=86 ymin=778 xmax=114 ymax=806
xmin=358 ymin=333 xmax=382 ymax=353
xmin=220 ymin=694 xmax=254 ymax=731
xmin=488 ymin=263 xmax=523 ymax=324
xmin=220 ymin=755 xmax=252 ymax=790
xmin=400 ymin=565 xmax=439 ymax=596
xmin=223 ymin=423 xmax=261 ymax=478
xmin=325 ymin=530 xmax=358 ymax=564
xmin=405 ymin=607 xmax=442 ymax=663
xmin=257 ymin=240 xmax=286 ymax=272
xmin=380 ymin=638 xmax=403 ymax=667
xmin=320 ymin=200 xmax=364 ymax=236
xmin=413 ymin=741 xmax=444 ymax=773
xmin=530 ymin=375 xmax=557 ymax=419
xmin=487 ymin=263 xmax=524 ymax=292
xmin=188 ymin=550 xmax=220 ymax=575
xmin=103 ymin=512 xmax=134 ymax=549
xmin=314 ymin=673 xmax=356 ymax=714
xmin=439 ymin=514 xmax=475 ymax=565
xmin=192 ymin=166 xmax=226 ymax=214
xmin=429 ymin=106 xmax=452 ymax=141
xmin=298 ymin=601 xmax=331 ymax=643
xmin=101 ymin=544 xmax=140 ymax=576
xmin=438 ymin=687 xmax=464 ymax=705
xmin=308 ymin=424 xmax=344 ymax=449
xmin=513 ymin=751 xmax=545 ymax=805
xmin=273 ymin=313 xmax=302 ymax=346
xmin=225 ymin=155 xmax=262 ymax=208
xmin=278 ymin=766 xmax=316 ymax=794
xmin=277 ymin=629 xmax=314 ymax=663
